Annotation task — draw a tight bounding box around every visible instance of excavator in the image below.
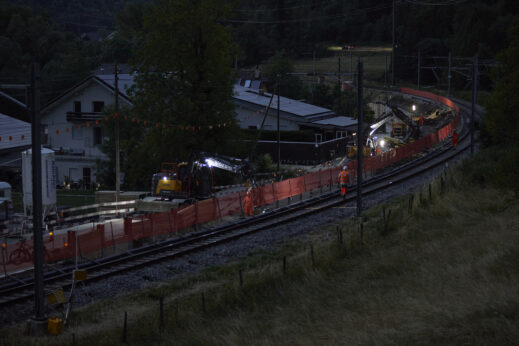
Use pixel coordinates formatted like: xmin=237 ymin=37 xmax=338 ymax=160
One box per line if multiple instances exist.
xmin=151 ymin=152 xmax=255 ymax=202
xmin=368 ymin=103 xmax=420 ymax=142
xmin=364 ymin=102 xmax=420 ymax=153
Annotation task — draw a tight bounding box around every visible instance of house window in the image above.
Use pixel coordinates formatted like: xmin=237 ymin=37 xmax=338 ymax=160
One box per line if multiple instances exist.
xmin=248 ymin=125 xmax=257 ymax=130
xmin=72 ymin=126 xmax=83 ymax=140
xmin=93 ymin=127 xmax=103 ymax=145
xmin=93 ymin=101 xmax=104 ymax=113
xmin=74 ymin=101 xmax=81 ymax=113
xmin=42 ymin=125 xmax=48 ymax=145
xmin=315 ymin=133 xmax=322 ymax=143
xmin=336 ymin=131 xmax=346 ymax=138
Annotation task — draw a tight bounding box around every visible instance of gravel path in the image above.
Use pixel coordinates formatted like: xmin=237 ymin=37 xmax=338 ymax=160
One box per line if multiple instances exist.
xmin=0 ymin=147 xmax=470 ymax=327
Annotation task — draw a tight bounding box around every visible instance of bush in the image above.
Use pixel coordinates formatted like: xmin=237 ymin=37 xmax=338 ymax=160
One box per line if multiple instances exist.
xmin=255 ymin=154 xmax=274 ymax=173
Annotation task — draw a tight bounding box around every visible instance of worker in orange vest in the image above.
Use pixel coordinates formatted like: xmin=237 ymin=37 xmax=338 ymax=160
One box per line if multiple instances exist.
xmin=419 ymin=115 xmax=424 ymax=126
xmin=244 ymin=188 xmax=253 ymax=216
xmin=452 ymin=130 xmax=459 ymax=149
xmin=338 ymin=166 xmax=350 ymax=199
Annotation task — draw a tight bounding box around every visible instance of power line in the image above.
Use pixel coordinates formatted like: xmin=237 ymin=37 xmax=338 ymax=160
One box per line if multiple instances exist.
xmin=403 ymin=0 xmax=468 ymax=6
xmin=223 ymin=3 xmax=392 ymax=24
xmin=232 ymin=0 xmax=341 ymax=13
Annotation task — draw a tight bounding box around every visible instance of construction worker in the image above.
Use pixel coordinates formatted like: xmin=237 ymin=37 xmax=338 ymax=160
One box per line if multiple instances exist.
xmin=244 ymin=188 xmax=253 ymax=216
xmin=338 ymin=166 xmax=350 ymax=199
xmin=419 ymin=115 xmax=424 ymax=126
xmin=452 ymin=130 xmax=459 ymax=149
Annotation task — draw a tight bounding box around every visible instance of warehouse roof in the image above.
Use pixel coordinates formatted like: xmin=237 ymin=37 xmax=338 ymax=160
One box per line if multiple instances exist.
xmin=233 ymin=84 xmax=335 ymax=119
xmin=312 ymin=116 xmax=357 ymax=127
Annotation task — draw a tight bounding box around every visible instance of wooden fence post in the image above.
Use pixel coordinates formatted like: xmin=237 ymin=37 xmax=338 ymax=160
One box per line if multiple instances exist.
xmin=121 ymin=311 xmax=128 ymax=343
xmin=310 ymin=245 xmax=315 ymax=269
xmin=159 ymin=296 xmax=164 ymax=332
xmin=383 ymin=209 xmax=392 ymax=235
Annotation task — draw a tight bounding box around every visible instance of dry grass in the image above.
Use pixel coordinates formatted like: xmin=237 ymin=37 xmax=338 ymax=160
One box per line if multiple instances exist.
xmin=293 ymin=53 xmax=389 ymax=83
xmin=2 ymin=168 xmax=519 ymax=345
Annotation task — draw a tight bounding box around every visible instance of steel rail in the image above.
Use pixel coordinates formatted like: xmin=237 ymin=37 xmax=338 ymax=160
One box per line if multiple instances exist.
xmin=0 ymin=99 xmax=477 ymax=308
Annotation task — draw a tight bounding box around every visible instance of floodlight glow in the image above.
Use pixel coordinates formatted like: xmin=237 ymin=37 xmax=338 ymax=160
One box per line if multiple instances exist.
xmin=162 ymin=176 xmax=168 ymax=181
xmin=412 ymin=104 xmax=416 ymax=111
xmin=380 ymin=139 xmax=386 ymax=148
xmin=205 ymin=158 xmax=215 ymax=167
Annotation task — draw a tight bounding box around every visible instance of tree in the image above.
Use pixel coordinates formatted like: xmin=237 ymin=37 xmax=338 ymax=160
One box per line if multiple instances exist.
xmin=127 ymin=0 xmax=239 ymax=187
xmin=262 ymin=52 xmax=308 ymax=100
xmin=484 ymin=19 xmax=519 ymax=145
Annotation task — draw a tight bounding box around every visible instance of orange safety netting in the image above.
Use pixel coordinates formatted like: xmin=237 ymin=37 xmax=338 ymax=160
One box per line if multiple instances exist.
xmin=0 ymin=88 xmax=462 ymax=275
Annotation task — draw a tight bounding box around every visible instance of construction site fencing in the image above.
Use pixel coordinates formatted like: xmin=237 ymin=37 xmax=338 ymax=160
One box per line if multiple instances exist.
xmin=0 ymin=88 xmax=462 ymax=276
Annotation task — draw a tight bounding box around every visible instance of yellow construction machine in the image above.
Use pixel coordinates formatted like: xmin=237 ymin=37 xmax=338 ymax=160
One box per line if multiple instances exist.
xmin=151 ymin=152 xmax=254 ymax=202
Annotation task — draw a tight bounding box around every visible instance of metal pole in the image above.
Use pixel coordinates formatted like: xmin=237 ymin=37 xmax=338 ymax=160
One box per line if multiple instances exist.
xmin=471 ymin=54 xmax=478 ymax=155
xmin=311 ymin=50 xmax=315 ymax=104
xmin=114 ymin=64 xmax=120 ymax=203
xmin=350 ymin=50 xmax=353 ymax=74
xmin=277 ymin=76 xmax=281 ymax=172
xmin=385 ymin=54 xmax=388 ymax=87
xmin=447 ymin=51 xmax=452 ymax=97
xmin=31 ymin=62 xmax=46 ymax=323
xmin=356 ymin=61 xmax=363 ymax=218
xmin=338 ymin=53 xmax=341 ymax=89
xmin=417 ymin=50 xmax=421 ymax=89
xmin=391 ymin=0 xmax=396 ymax=86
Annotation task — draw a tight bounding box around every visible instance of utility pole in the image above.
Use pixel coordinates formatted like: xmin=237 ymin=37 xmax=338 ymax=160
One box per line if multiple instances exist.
xmin=350 ymin=50 xmax=353 ymax=74
xmin=277 ymin=76 xmax=281 ymax=172
xmin=338 ymin=53 xmax=341 ymax=89
xmin=471 ymin=54 xmax=478 ymax=155
xmin=391 ymin=0 xmax=396 ymax=86
xmin=114 ymin=64 xmax=120 ymax=203
xmin=417 ymin=50 xmax=421 ymax=89
xmin=356 ymin=61 xmax=363 ymax=218
xmin=30 ymin=62 xmax=46 ymax=333
xmin=385 ymin=54 xmax=388 ymax=87
xmin=447 ymin=51 xmax=452 ymax=97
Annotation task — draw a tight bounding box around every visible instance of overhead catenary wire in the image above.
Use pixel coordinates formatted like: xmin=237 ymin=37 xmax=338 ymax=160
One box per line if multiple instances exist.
xmin=222 ymin=3 xmax=393 ymax=24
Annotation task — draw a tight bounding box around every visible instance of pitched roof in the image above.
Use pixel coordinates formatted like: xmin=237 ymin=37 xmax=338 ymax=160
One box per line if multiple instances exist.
xmin=41 ymin=74 xmax=133 ymax=115
xmin=312 ymin=116 xmax=357 ymax=127
xmin=0 ymin=113 xmax=31 ymax=153
xmin=232 ymin=84 xmax=335 ymax=119
xmin=95 ymin=74 xmax=135 ymax=99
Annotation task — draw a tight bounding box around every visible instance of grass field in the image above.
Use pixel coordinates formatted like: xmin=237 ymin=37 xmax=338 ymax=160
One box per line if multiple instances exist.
xmin=10 ymin=190 xmax=95 ymax=213
xmin=293 ymin=51 xmax=390 ymax=83
xmin=2 ymin=153 xmax=518 ymax=345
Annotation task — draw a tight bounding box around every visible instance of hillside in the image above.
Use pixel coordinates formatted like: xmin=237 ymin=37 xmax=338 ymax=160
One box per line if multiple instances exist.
xmin=2 ymin=148 xmax=518 ymax=345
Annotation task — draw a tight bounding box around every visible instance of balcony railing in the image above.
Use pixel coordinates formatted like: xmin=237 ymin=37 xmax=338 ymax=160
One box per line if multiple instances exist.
xmin=66 ymin=111 xmax=105 ymax=121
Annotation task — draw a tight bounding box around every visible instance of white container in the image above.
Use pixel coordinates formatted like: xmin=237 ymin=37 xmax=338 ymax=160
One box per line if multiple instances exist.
xmin=22 ymin=147 xmax=57 ymax=217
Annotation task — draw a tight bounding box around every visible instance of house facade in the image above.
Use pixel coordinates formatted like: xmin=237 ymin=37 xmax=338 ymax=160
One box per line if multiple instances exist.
xmin=40 ymin=70 xmax=358 ymax=186
xmin=41 ymin=73 xmax=133 ymax=187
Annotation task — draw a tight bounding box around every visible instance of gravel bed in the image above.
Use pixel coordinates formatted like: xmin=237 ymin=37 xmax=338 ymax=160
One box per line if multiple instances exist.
xmin=0 ymin=150 xmax=469 ymax=327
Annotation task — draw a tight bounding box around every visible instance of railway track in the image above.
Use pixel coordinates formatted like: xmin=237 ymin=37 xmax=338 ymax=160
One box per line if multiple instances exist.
xmin=0 ymin=99 xmax=478 ymax=308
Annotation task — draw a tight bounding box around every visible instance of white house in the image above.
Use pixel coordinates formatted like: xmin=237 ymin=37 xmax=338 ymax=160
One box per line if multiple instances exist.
xmin=40 ymin=70 xmax=357 ymax=185
xmin=0 ymin=113 xmax=32 ymax=171
xmin=41 ymin=73 xmax=133 ymax=186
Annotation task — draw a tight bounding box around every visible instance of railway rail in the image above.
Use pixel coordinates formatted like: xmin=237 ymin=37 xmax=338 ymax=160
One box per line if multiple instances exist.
xmin=0 ymin=98 xmax=478 ymax=308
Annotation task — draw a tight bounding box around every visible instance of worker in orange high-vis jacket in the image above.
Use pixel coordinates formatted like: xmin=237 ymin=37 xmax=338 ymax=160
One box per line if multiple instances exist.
xmin=244 ymin=188 xmax=254 ymax=216
xmin=338 ymin=166 xmax=350 ymax=199
xmin=452 ymin=130 xmax=459 ymax=149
